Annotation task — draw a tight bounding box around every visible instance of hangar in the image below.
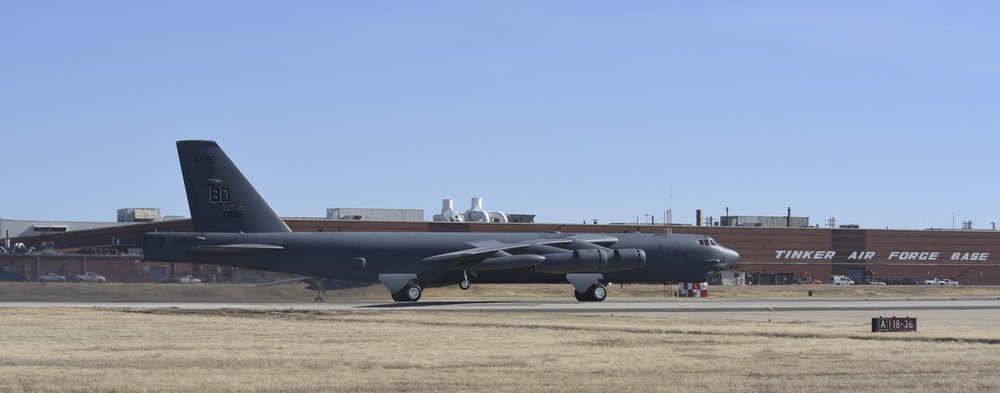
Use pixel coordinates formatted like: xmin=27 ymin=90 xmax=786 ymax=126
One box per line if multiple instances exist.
xmin=3 ymin=213 xmax=999 ymax=285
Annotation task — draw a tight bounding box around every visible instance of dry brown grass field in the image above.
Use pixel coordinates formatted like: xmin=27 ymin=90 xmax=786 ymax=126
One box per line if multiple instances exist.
xmin=1 ymin=307 xmax=999 ymax=392
xmin=2 ymin=282 xmax=998 ymax=302
xmin=1 ymin=283 xmax=1000 ymax=392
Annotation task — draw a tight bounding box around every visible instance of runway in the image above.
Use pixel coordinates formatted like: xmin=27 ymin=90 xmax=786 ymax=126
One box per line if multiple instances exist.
xmin=4 ymin=298 xmax=1000 ymax=325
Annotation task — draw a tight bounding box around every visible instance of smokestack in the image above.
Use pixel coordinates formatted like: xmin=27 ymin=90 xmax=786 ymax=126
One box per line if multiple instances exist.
xmin=787 ymin=207 xmax=791 ymax=228
xmin=696 ymin=209 xmax=702 ymax=226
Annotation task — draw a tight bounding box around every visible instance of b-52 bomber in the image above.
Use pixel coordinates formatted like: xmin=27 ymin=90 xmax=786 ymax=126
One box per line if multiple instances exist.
xmin=143 ymin=140 xmax=739 ymax=302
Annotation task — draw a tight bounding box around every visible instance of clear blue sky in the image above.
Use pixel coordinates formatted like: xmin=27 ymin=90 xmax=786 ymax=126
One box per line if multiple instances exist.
xmin=2 ymin=1 xmax=998 ymax=230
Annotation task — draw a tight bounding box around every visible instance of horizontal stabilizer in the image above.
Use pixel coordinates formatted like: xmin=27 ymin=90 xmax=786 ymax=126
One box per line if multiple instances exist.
xmin=193 ymin=244 xmax=284 ymax=254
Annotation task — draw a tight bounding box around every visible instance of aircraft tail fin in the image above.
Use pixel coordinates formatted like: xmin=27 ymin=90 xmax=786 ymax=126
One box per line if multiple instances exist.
xmin=176 ymin=140 xmax=291 ymax=233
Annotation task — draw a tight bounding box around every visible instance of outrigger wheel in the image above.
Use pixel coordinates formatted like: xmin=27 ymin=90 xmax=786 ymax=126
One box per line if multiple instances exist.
xmin=459 ymin=270 xmax=471 ymax=290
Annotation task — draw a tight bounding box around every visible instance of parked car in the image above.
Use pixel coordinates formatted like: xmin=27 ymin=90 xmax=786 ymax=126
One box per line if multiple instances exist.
xmin=39 ymin=273 xmax=66 ymax=283
xmin=866 ymin=279 xmax=887 ymax=285
xmin=75 ymin=272 xmax=106 ymax=283
xmin=900 ymin=278 xmax=921 ymax=285
xmin=178 ymin=275 xmax=202 ymax=284
xmin=925 ymin=278 xmax=959 ymax=286
xmin=162 ymin=275 xmax=203 ymax=284
xmin=829 ymin=275 xmax=855 ymax=285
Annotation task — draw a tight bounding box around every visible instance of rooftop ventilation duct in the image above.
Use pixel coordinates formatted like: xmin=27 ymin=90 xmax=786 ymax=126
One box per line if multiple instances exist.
xmin=432 ymin=199 xmax=464 ymax=222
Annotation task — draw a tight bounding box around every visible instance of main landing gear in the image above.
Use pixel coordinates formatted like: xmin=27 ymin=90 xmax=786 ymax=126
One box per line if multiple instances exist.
xmin=567 ymin=273 xmax=607 ymax=302
xmin=391 ymin=283 xmax=422 ymax=302
xmin=573 ymin=283 xmax=607 ymax=302
xmin=379 ymin=274 xmax=420 ymax=302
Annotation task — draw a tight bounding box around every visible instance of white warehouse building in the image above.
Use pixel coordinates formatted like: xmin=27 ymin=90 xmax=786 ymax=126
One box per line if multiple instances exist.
xmin=326 ymin=208 xmax=424 ymax=222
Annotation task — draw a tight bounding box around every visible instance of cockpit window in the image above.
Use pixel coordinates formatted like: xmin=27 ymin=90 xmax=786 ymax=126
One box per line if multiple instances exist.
xmin=699 ymin=238 xmax=719 ymax=246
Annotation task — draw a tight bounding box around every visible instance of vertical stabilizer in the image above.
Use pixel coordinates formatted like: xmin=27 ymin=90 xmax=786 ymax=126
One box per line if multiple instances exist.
xmin=176 ymin=140 xmax=291 ymax=233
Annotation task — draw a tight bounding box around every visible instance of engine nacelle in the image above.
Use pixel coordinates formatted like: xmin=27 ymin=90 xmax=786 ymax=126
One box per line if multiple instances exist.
xmin=533 ymin=249 xmax=609 ymax=273
xmin=596 ymin=248 xmax=646 ymax=272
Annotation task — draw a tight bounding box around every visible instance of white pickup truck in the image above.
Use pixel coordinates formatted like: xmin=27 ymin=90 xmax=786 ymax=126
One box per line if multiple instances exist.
xmin=924 ymin=278 xmax=959 ymax=286
xmin=75 ymin=272 xmax=106 ymax=283
xmin=39 ymin=273 xmax=66 ymax=283
xmin=178 ymin=275 xmax=202 ymax=284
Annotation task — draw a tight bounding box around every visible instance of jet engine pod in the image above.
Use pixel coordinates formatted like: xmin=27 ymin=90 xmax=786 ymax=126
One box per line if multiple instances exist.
xmin=533 ymin=249 xmax=609 ymax=273
xmin=596 ymin=248 xmax=647 ymax=272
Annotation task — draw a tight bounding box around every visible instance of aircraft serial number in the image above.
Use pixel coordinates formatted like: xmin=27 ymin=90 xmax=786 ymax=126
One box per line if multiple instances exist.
xmin=222 ymin=204 xmax=247 ymax=218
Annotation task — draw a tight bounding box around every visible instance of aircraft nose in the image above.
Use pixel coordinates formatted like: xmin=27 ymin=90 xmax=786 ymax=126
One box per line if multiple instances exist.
xmin=703 ymin=247 xmax=739 ymax=272
xmin=722 ymin=247 xmax=740 ymax=269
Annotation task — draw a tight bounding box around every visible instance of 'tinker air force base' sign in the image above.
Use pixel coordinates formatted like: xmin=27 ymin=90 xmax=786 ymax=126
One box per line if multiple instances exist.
xmin=773 ymin=250 xmax=990 ymax=261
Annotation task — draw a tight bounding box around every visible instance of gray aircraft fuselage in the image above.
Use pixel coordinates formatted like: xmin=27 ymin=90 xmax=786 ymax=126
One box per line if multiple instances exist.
xmin=144 ymin=231 xmax=734 ymax=286
xmin=142 ymin=140 xmax=739 ymax=301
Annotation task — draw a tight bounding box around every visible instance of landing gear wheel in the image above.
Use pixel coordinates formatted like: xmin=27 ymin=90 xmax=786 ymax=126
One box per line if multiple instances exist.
xmin=459 ymin=270 xmax=471 ymax=290
xmin=587 ymin=284 xmax=607 ymax=302
xmin=314 ymin=296 xmax=324 ymax=302
xmin=574 ymin=284 xmax=607 ymax=302
xmin=392 ymin=283 xmax=422 ymax=302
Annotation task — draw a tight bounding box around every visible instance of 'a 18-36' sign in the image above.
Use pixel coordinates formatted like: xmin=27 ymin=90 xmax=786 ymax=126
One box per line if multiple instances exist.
xmin=872 ymin=317 xmax=917 ymax=332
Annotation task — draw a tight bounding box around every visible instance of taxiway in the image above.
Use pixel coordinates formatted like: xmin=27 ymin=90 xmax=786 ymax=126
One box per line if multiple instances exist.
xmin=3 ymin=298 xmax=999 ymax=325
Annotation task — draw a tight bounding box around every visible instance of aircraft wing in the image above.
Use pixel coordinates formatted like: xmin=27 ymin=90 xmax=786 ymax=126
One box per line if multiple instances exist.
xmin=421 ymin=235 xmax=636 ymax=273
xmin=421 ymin=240 xmax=533 ymax=262
xmin=257 ymin=273 xmax=376 ymax=290
xmin=420 ymin=238 xmax=578 ymax=262
xmin=560 ymin=234 xmax=619 ymax=247
xmin=259 ymin=276 xmax=375 ymax=302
